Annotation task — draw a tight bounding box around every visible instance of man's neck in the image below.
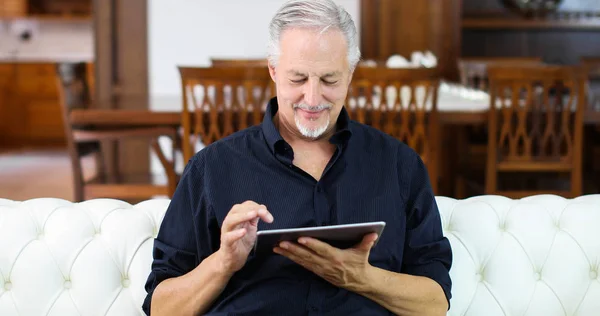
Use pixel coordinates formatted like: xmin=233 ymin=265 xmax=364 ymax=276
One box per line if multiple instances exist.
xmin=274 ymin=114 xmax=336 ymax=180
xmin=274 ymin=114 xmax=336 ymax=151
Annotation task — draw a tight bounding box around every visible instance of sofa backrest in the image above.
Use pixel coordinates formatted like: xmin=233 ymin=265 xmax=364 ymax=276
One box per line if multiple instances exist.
xmin=1 ymin=195 xmax=599 ymax=316
xmin=0 ymin=198 xmax=169 ymax=316
xmin=438 ymin=195 xmax=600 ymax=316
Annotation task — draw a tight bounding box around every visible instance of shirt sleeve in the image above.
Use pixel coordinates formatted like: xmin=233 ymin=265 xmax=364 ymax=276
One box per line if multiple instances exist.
xmin=400 ymin=151 xmax=453 ymax=308
xmin=142 ymin=154 xmax=219 ymax=315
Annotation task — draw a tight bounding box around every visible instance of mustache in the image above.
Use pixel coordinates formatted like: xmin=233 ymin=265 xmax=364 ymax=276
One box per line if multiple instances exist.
xmin=293 ymin=103 xmax=333 ymax=111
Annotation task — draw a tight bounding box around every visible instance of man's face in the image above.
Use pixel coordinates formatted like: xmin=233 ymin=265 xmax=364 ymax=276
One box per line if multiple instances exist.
xmin=269 ymin=28 xmax=352 ymax=140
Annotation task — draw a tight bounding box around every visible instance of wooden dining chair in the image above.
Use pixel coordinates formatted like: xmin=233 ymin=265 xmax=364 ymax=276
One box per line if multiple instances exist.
xmin=178 ymin=66 xmax=274 ymax=162
xmin=581 ymin=57 xmax=600 ymax=113
xmin=348 ymin=67 xmax=441 ymax=193
xmin=459 ymin=57 xmax=544 ymax=91
xmin=485 ymin=65 xmax=586 ymax=198
xmin=580 ymin=57 xmax=600 ymax=181
xmin=210 ymin=58 xmax=268 ymax=68
xmin=453 ymin=57 xmax=545 ymax=197
xmin=56 ymin=62 xmax=179 ymax=202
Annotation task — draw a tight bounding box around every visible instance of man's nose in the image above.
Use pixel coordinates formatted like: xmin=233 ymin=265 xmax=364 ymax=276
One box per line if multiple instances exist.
xmin=303 ymin=78 xmax=322 ymax=107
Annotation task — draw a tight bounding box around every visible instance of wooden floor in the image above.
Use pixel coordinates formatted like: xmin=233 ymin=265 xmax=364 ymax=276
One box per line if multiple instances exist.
xmin=1 ymin=148 xmax=596 ymax=202
xmin=0 ymin=148 xmax=171 ymax=202
xmin=0 ymin=149 xmax=94 ymax=202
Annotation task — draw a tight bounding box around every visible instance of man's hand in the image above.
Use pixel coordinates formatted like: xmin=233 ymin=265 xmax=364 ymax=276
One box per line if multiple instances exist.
xmin=273 ymin=233 xmax=379 ymax=291
xmin=216 ymin=201 xmax=274 ymax=275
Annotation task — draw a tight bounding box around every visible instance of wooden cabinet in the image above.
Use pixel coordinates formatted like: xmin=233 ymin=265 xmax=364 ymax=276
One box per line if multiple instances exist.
xmin=0 ymin=0 xmax=27 ymax=17
xmin=1 ymin=0 xmax=91 ymax=19
xmin=0 ymin=62 xmax=92 ymax=148
xmin=360 ymin=0 xmax=463 ymax=81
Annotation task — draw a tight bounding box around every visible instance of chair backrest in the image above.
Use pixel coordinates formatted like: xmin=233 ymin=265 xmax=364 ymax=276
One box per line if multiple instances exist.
xmin=210 ymin=58 xmax=269 ymax=68
xmin=485 ymin=65 xmax=586 ymax=196
xmin=55 ymin=62 xmax=93 ymax=141
xmin=487 ymin=65 xmax=586 ymax=163
xmin=348 ymin=67 xmax=441 ymax=192
xmin=178 ymin=66 xmax=274 ymax=162
xmin=55 ymin=62 xmax=94 ymax=199
xmin=459 ymin=57 xmax=544 ymax=91
xmin=581 ymin=57 xmax=600 ymax=79
xmin=580 ymin=57 xmax=600 ymax=111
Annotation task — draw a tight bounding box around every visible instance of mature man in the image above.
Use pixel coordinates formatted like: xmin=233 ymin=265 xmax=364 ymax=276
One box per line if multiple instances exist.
xmin=143 ymin=0 xmax=452 ymax=315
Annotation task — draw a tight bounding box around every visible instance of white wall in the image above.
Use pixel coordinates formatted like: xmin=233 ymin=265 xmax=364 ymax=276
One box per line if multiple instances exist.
xmin=0 ymin=19 xmax=93 ymax=61
xmin=147 ymin=0 xmax=360 ymax=109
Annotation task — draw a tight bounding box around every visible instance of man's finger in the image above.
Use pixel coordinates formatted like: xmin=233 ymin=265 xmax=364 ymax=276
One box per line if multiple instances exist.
xmin=222 ymin=228 xmax=247 ymax=246
xmin=257 ymin=207 xmax=274 ymax=223
xmin=355 ymin=233 xmax=378 ymax=251
xmin=297 ymin=237 xmax=336 ymax=258
xmin=278 ymin=241 xmax=325 ymax=262
xmin=222 ymin=210 xmax=257 ymax=232
xmin=274 ymin=246 xmax=311 ymax=269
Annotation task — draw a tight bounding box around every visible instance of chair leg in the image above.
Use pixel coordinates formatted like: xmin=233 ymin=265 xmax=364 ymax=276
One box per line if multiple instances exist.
xmin=73 ymin=179 xmax=84 ymax=202
xmin=571 ymin=169 xmax=582 ymax=198
xmin=151 ymin=138 xmax=177 ymax=198
xmin=455 ymin=175 xmax=466 ymax=199
xmin=95 ymin=150 xmax=106 ymax=180
xmin=71 ymin=158 xmax=85 ymax=202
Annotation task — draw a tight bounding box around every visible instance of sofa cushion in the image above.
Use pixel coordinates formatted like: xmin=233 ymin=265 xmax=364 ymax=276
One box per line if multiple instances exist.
xmin=1 ymin=195 xmax=599 ymax=315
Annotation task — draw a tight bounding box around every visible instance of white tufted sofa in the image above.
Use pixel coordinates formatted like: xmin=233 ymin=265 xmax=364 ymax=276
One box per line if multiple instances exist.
xmin=1 ymin=195 xmax=599 ymax=316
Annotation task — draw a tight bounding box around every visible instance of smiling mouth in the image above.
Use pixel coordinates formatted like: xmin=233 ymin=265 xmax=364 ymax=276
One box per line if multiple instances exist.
xmin=299 ymin=108 xmax=324 ymax=114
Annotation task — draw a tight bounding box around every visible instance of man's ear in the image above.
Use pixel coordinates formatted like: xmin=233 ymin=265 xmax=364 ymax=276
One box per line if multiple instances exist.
xmin=268 ymin=60 xmax=277 ymax=82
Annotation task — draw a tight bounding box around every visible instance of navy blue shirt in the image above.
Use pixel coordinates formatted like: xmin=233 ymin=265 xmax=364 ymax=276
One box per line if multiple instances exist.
xmin=143 ymin=97 xmax=452 ymax=315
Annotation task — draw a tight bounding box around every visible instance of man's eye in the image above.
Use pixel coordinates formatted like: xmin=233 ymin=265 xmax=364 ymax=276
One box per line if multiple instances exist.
xmin=323 ymin=80 xmax=338 ymax=85
xmin=290 ymin=79 xmax=306 ymax=84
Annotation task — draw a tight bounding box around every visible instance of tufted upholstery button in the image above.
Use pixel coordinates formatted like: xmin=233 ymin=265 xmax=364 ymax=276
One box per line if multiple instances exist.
xmin=534 ymin=272 xmax=541 ymax=280
xmin=37 ymin=232 xmax=44 ymax=240
xmin=0 ymin=194 xmax=598 ymax=315
xmin=64 ymin=281 xmax=72 ymax=289
xmin=476 ymin=273 xmax=483 ymax=282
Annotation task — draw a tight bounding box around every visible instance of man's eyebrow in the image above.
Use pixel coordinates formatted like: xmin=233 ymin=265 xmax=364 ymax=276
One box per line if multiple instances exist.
xmin=286 ymin=70 xmax=342 ymax=78
xmin=322 ymin=71 xmax=341 ymax=78
xmin=287 ymin=70 xmax=306 ymax=77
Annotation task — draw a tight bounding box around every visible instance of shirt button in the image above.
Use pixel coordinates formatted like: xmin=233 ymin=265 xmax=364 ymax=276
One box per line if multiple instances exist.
xmin=310 ymin=306 xmax=318 ymax=312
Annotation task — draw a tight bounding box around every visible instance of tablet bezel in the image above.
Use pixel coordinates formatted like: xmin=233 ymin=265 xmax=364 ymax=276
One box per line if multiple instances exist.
xmin=253 ymin=221 xmax=386 ymax=254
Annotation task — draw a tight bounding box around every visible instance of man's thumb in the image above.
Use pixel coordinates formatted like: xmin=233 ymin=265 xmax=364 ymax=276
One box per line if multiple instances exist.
xmin=357 ymin=233 xmax=378 ymax=251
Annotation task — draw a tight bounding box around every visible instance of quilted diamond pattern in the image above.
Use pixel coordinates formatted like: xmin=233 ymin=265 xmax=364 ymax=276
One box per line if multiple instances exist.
xmin=1 ymin=195 xmax=599 ymax=316
xmin=439 ymin=195 xmax=600 ymax=316
xmin=0 ymin=198 xmax=170 ymax=316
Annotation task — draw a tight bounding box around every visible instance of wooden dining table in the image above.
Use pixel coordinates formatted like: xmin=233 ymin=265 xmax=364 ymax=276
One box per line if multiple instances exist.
xmin=69 ymin=104 xmax=600 ymax=127
xmin=71 ymin=92 xmax=600 ymax=197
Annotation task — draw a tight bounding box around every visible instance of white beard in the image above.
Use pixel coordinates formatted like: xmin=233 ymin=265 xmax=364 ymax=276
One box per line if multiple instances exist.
xmin=293 ymin=103 xmax=332 ymax=139
xmin=295 ymin=113 xmax=330 ymax=139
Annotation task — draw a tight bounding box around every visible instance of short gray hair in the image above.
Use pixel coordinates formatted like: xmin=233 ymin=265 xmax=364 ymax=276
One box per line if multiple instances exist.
xmin=267 ymin=0 xmax=361 ymax=70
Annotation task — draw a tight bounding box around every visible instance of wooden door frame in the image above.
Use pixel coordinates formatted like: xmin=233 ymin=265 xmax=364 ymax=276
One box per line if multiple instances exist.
xmin=93 ymin=0 xmax=150 ymax=176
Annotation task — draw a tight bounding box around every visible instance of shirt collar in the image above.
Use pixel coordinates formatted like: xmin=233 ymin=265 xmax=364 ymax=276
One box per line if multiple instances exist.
xmin=261 ymin=97 xmax=353 ymax=154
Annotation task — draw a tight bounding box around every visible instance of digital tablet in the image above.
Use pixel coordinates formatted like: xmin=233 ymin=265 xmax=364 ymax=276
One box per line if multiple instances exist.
xmin=254 ymin=221 xmax=386 ymax=255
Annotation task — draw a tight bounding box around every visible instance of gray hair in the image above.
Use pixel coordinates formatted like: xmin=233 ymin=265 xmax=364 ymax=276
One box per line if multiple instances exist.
xmin=267 ymin=0 xmax=361 ymax=70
